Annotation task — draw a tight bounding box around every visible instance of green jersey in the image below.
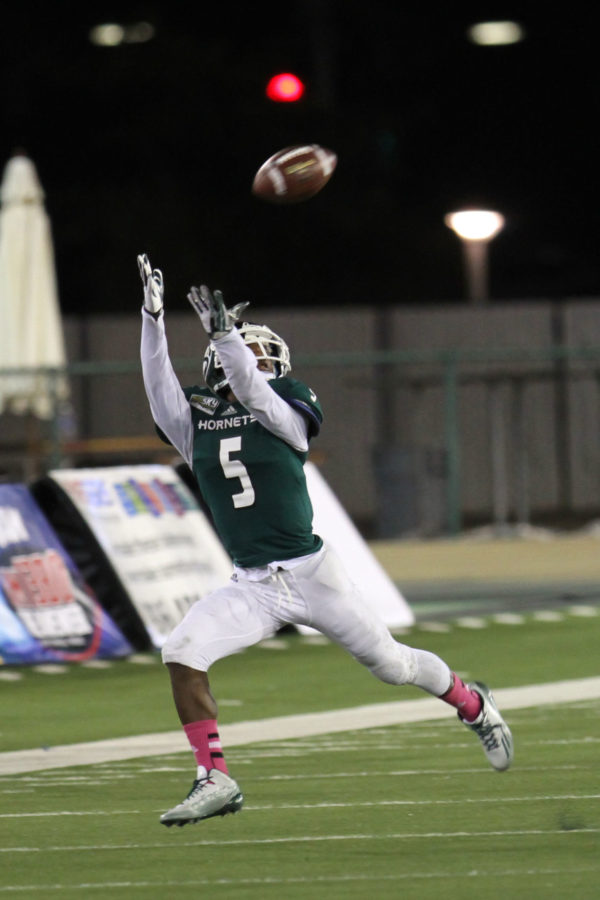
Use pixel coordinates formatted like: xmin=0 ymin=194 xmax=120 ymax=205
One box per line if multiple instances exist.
xmin=175 ymin=377 xmax=323 ymax=568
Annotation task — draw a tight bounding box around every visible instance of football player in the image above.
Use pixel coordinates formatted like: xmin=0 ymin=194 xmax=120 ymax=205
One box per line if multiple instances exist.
xmin=138 ymin=254 xmax=513 ymax=827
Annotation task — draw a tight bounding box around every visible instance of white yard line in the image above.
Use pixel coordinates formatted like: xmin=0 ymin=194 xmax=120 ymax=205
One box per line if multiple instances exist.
xmin=1 ymin=828 xmax=600 ymax=856
xmin=1 ymin=792 xmax=598 ymax=822
xmin=1 ymin=676 xmax=599 ymax=776
xmin=2 ymin=865 xmax=600 ymax=893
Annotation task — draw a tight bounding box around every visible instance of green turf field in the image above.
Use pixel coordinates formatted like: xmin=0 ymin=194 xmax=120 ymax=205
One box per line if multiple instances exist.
xmin=0 ymin=703 xmax=598 ymax=898
xmin=1 ymin=608 xmax=599 ymax=898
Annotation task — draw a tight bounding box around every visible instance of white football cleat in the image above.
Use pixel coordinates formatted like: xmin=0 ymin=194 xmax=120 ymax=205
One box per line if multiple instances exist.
xmin=460 ymin=681 xmax=514 ymax=771
xmin=160 ymin=769 xmax=243 ymax=827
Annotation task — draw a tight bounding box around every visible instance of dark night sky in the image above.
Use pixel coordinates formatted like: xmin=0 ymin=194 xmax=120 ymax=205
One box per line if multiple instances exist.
xmin=1 ymin=2 xmax=599 ymax=314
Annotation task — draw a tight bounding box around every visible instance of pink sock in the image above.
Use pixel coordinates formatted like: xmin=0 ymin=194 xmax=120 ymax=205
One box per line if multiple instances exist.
xmin=440 ymin=673 xmax=482 ymax=721
xmin=183 ymin=719 xmax=229 ymax=774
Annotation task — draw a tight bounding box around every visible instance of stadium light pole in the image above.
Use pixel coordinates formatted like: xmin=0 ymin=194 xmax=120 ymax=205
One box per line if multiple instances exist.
xmin=444 ymin=209 xmax=505 ymax=304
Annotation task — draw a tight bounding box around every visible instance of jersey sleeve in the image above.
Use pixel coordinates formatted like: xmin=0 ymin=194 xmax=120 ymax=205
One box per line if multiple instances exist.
xmin=270 ymin=378 xmax=323 ymax=439
xmin=153 ymin=386 xmax=201 ymax=446
xmin=140 ymin=309 xmax=194 ymax=466
xmin=211 ymin=328 xmax=311 ymax=451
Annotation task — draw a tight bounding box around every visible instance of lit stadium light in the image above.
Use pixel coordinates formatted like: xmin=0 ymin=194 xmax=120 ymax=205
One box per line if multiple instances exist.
xmin=266 ymin=73 xmax=305 ymax=102
xmin=467 ymin=21 xmax=525 ymax=46
xmin=445 ymin=210 xmax=505 ymax=242
xmin=89 ymin=21 xmax=155 ymax=46
xmin=89 ymin=23 xmax=125 ymax=46
xmin=445 ymin=209 xmax=505 ymax=303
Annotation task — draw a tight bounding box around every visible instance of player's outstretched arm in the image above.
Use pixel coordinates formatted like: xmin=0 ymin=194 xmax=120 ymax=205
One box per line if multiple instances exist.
xmin=188 ymin=283 xmax=309 ymax=451
xmin=138 ymin=253 xmax=164 ymax=318
xmin=137 ymin=253 xmax=194 ymax=466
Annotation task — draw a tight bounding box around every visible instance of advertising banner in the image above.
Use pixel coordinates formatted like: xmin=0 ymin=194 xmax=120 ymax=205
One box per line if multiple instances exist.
xmin=305 ymin=462 xmax=415 ymax=629
xmin=34 ymin=465 xmax=233 ymax=650
xmin=0 ymin=485 xmax=132 ymax=664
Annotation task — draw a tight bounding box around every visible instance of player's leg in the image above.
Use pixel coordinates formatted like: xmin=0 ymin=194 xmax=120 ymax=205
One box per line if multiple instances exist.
xmin=166 ymin=663 xmax=217 ymax=723
xmin=292 ymin=544 xmax=513 ymax=771
xmin=158 ymin=580 xmax=277 ymax=826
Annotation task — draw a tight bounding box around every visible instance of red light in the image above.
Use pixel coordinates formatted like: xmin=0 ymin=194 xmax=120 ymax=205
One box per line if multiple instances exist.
xmin=266 ymin=73 xmax=305 ymax=102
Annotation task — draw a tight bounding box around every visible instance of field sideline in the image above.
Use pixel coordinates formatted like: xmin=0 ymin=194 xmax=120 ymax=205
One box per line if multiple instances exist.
xmin=2 ymin=675 xmax=600 ymax=775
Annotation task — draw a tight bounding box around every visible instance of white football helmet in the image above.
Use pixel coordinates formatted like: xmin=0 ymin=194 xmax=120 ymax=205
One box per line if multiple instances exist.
xmin=203 ymin=322 xmax=291 ymax=398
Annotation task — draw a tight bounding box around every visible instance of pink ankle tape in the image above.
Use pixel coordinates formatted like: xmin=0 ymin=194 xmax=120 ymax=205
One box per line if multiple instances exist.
xmin=183 ymin=719 xmax=229 ymax=774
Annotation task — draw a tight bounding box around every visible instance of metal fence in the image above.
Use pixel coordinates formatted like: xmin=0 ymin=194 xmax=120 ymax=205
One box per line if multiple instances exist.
xmin=2 ymin=342 xmax=600 ymax=536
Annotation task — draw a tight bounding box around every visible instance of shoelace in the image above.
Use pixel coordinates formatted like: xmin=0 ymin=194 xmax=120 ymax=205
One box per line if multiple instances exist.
xmin=185 ymin=776 xmax=215 ymax=800
xmin=475 ymin=718 xmax=500 ymax=750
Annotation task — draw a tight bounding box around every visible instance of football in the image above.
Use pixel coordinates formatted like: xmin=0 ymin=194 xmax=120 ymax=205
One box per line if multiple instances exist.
xmin=251 ymin=144 xmax=337 ymax=204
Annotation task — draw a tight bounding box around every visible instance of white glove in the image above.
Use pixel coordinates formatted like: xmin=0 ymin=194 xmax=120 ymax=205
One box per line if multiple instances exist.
xmin=137 ymin=253 xmax=164 ymax=316
xmin=187 ymin=284 xmax=249 ymax=339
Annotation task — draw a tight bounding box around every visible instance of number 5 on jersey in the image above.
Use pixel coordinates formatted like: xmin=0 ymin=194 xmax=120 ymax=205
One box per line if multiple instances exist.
xmin=219 ymin=437 xmax=255 ymax=508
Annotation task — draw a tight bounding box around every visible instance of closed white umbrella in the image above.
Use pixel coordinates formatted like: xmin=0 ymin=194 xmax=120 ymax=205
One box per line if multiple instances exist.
xmin=0 ymin=153 xmax=69 ymax=419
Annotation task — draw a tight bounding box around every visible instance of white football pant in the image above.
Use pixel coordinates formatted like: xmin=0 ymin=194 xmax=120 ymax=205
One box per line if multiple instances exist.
xmin=161 ymin=543 xmax=451 ymax=696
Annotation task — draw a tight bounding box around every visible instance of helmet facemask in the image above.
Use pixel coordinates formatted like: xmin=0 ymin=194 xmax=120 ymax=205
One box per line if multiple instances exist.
xmin=202 ymin=322 xmax=291 ymax=399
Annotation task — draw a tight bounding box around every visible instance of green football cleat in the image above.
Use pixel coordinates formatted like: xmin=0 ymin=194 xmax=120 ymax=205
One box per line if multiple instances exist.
xmin=160 ymin=769 xmax=243 ymax=827
xmin=460 ymin=681 xmax=514 ymax=771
